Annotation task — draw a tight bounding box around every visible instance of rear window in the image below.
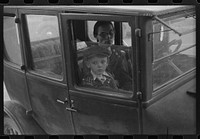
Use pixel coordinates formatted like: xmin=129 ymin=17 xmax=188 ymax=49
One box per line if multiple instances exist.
xmin=3 ymin=16 xmax=22 ymax=66
xmin=26 ymin=15 xmax=63 ymax=79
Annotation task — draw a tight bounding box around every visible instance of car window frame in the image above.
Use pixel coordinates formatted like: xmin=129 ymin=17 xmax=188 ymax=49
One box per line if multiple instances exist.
xmin=18 ymin=9 xmax=67 ymax=83
xmin=143 ymin=9 xmax=196 ymax=107
xmin=3 ymin=11 xmax=24 ymax=68
xmin=60 ymin=13 xmax=138 ymax=100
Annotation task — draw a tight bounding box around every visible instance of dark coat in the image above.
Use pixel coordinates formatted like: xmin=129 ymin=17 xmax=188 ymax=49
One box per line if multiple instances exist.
xmin=107 ymin=45 xmax=133 ymax=91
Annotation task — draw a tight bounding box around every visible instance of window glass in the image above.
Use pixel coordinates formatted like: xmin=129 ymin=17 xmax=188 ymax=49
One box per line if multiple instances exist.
xmin=87 ymin=21 xmax=97 ymax=42
xmin=74 ymin=20 xmax=133 ymax=95
xmin=3 ymin=16 xmax=22 ymax=66
xmin=26 ymin=15 xmax=63 ymax=79
xmin=27 ymin=15 xmax=59 ymax=41
xmin=152 ymin=16 xmax=196 ymax=90
xmin=122 ymin=22 xmax=132 ymax=46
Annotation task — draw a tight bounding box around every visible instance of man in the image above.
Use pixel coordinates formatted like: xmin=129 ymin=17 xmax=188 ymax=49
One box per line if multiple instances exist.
xmin=93 ymin=21 xmax=132 ymax=91
xmin=93 ymin=21 xmax=115 ymax=45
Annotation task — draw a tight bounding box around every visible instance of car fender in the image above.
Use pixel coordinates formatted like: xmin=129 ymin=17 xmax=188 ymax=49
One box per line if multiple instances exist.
xmin=4 ymin=100 xmax=46 ymax=135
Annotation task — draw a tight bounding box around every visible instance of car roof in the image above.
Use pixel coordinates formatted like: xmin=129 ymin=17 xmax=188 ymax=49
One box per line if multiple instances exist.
xmin=5 ymin=5 xmax=194 ymax=16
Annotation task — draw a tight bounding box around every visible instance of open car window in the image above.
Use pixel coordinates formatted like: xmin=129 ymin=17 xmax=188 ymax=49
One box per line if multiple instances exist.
xmin=152 ymin=15 xmax=196 ymax=90
xmin=70 ymin=20 xmax=134 ymax=97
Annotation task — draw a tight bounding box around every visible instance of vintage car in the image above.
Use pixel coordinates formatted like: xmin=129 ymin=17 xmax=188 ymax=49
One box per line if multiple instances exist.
xmin=3 ymin=5 xmax=196 ymax=135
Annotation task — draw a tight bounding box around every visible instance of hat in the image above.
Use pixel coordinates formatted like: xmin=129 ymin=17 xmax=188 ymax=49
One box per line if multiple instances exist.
xmin=84 ymin=44 xmax=111 ymax=60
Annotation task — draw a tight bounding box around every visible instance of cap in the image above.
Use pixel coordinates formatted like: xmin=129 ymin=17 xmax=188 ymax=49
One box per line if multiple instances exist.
xmin=84 ymin=44 xmax=111 ymax=60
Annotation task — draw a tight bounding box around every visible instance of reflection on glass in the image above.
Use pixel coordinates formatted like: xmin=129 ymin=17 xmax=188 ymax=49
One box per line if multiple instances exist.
xmin=26 ymin=15 xmax=59 ymax=42
xmin=152 ymin=16 xmax=196 ymax=90
xmin=26 ymin=15 xmax=63 ymax=79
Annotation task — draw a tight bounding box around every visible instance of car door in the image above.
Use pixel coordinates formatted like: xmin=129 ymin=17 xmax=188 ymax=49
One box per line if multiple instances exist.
xmin=18 ymin=9 xmax=75 ymax=134
xmin=61 ymin=13 xmax=141 ymax=134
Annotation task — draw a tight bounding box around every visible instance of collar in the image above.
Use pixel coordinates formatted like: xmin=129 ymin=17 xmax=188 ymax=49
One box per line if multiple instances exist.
xmin=91 ymin=70 xmax=109 ymax=80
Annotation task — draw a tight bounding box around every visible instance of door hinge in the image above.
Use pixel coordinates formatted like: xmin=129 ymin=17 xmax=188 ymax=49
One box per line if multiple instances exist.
xmin=15 ymin=17 xmax=20 ymax=24
xmin=136 ymin=91 xmax=142 ymax=100
xmin=26 ymin=110 xmax=33 ymax=116
xmin=135 ymin=28 xmax=142 ymax=38
xmin=21 ymin=65 xmax=26 ymax=71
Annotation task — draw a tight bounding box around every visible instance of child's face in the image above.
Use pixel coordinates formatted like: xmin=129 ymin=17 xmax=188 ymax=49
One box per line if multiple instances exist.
xmin=87 ymin=56 xmax=108 ymax=75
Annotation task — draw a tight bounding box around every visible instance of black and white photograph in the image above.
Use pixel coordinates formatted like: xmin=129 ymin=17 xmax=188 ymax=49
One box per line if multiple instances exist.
xmin=3 ymin=5 xmax=196 ymax=135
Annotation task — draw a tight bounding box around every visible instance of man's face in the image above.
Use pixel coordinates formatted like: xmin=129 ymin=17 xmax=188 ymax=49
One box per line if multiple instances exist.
xmin=87 ymin=56 xmax=108 ymax=76
xmin=96 ymin=24 xmax=114 ymax=45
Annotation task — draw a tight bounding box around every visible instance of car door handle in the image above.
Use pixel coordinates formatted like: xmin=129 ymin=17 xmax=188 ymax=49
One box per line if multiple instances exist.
xmin=66 ymin=107 xmax=77 ymax=112
xmin=56 ymin=98 xmax=68 ymax=104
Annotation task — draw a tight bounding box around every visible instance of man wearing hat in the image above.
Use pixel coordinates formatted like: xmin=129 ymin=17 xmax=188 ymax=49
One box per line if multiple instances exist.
xmin=82 ymin=44 xmax=118 ymax=90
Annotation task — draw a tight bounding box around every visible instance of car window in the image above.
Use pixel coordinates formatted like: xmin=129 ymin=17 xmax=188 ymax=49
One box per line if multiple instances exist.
xmin=122 ymin=22 xmax=132 ymax=46
xmin=26 ymin=15 xmax=63 ymax=79
xmin=152 ymin=16 xmax=196 ymax=90
xmin=3 ymin=16 xmax=22 ymax=66
xmin=87 ymin=21 xmax=97 ymax=42
xmin=71 ymin=20 xmax=134 ymax=96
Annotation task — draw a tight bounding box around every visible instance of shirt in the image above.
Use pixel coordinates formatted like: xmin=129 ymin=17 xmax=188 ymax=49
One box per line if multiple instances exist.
xmin=82 ymin=71 xmax=118 ymax=90
xmin=90 ymin=71 xmax=109 ymax=84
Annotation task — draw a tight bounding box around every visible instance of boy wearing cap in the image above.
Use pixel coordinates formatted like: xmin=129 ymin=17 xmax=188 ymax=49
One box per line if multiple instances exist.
xmin=82 ymin=45 xmax=118 ymax=90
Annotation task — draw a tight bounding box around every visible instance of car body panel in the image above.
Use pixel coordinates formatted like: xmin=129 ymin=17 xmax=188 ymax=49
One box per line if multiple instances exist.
xmin=69 ymin=90 xmax=139 ymax=134
xmin=143 ymin=78 xmax=196 ymax=134
xmin=4 ymin=101 xmax=46 ymax=134
xmin=4 ymin=63 xmax=32 ymax=111
xmin=25 ymin=73 xmax=75 ymax=134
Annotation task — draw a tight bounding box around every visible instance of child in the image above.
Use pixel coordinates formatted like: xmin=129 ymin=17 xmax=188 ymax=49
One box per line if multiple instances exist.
xmin=82 ymin=45 xmax=118 ymax=90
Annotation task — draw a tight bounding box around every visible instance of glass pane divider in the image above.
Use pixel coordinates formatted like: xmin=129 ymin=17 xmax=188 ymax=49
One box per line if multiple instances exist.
xmin=153 ymin=44 xmax=196 ymax=64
